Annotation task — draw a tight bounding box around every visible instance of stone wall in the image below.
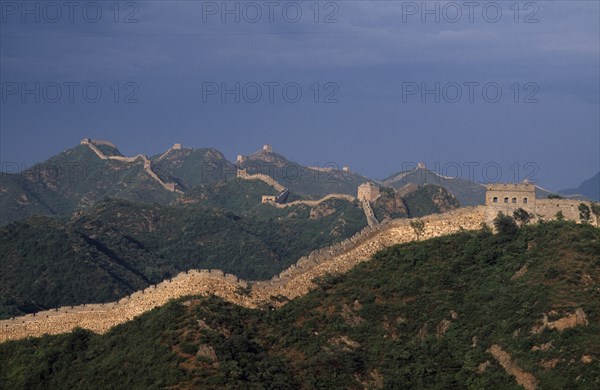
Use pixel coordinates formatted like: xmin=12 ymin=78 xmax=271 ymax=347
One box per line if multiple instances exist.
xmin=81 ymin=139 xmax=182 ymax=194
xmin=156 ymin=143 xmax=184 ymax=161
xmin=236 ymin=169 xmax=286 ymax=192
xmin=0 ymin=206 xmax=487 ymax=342
xmin=535 ymin=199 xmax=586 ymax=221
xmin=361 ymin=200 xmax=379 ymax=227
xmin=269 ymin=194 xmax=356 ymax=208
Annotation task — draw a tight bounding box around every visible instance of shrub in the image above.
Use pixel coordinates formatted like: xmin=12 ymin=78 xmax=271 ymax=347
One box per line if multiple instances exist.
xmin=578 ymin=203 xmax=591 ymax=223
xmin=493 ymin=212 xmax=518 ymax=237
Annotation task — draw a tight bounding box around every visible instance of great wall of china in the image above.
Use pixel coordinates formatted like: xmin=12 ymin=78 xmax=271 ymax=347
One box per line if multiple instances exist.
xmin=80 ymin=139 xmax=183 ymax=194
xmin=1 ymin=206 xmax=488 ymax=342
xmin=236 ymin=168 xmax=286 ymax=193
xmin=2 ymin=144 xmax=597 ymax=343
xmin=235 ymin=167 xmax=380 ymax=225
xmin=269 ymin=193 xmax=356 ymax=208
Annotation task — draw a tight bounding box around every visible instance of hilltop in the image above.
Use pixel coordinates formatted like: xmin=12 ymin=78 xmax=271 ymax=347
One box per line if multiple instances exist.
xmin=1 ymin=142 xmax=180 ymax=225
xmin=382 ymin=165 xmax=487 ymax=206
xmin=1 ymin=221 xmax=598 ymax=389
xmin=0 ymin=141 xmax=370 ymax=225
xmin=236 ymin=146 xmax=370 ymax=198
xmin=560 ymin=172 xmax=600 ymax=202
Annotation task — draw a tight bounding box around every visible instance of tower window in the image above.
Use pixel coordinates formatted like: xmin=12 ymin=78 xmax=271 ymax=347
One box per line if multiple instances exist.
xmin=512 ymin=197 xmax=517 ymax=203
xmin=504 ymin=197 xmax=509 ymax=203
xmin=493 ymin=197 xmax=498 ymax=203
xmin=523 ymin=198 xmax=528 ymax=204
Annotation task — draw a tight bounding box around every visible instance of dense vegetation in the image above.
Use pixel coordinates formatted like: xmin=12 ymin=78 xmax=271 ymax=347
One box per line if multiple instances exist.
xmin=2 ymin=220 xmax=598 ymax=389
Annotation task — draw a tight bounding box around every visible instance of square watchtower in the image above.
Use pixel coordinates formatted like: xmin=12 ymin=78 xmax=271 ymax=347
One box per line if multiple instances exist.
xmin=486 ymin=183 xmax=536 ymax=210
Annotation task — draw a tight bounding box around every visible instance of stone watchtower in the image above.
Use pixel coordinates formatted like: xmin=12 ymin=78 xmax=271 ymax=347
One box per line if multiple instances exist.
xmin=486 ymin=182 xmax=536 ymax=209
xmin=485 ymin=182 xmax=536 ymax=222
xmin=263 ymin=144 xmax=273 ymax=153
xmin=358 ymin=182 xmax=380 ymax=203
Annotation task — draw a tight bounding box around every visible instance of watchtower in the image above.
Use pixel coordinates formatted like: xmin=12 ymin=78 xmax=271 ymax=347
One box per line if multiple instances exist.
xmin=357 ymin=182 xmax=380 ymax=203
xmin=485 ymin=182 xmax=536 ymax=210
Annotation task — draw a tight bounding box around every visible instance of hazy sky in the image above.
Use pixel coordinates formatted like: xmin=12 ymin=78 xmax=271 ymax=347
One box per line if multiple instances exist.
xmin=1 ymin=0 xmax=599 ymax=190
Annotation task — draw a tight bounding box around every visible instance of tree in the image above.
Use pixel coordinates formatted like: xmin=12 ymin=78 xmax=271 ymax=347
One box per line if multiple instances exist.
xmin=591 ymin=203 xmax=600 ymax=226
xmin=410 ymin=219 xmax=426 ymax=241
xmin=578 ymin=203 xmax=591 ymax=223
xmin=555 ymin=211 xmax=565 ymax=221
xmin=513 ymin=208 xmax=531 ymax=225
xmin=493 ymin=212 xmax=518 ymax=237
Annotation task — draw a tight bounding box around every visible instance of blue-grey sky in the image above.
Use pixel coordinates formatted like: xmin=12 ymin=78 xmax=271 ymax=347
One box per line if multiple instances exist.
xmin=1 ymin=0 xmax=598 ymax=190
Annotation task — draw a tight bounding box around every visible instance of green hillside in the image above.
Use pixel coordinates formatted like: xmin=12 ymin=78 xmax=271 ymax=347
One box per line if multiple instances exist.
xmin=384 ymin=167 xmax=486 ymax=206
xmin=0 ymin=192 xmax=367 ymax=319
xmin=372 ymin=185 xmax=460 ymax=221
xmin=0 ymin=145 xmax=178 ymax=225
xmin=1 ymin=221 xmax=598 ymax=389
xmin=151 ymin=147 xmax=235 ymax=189
xmin=238 ymin=150 xmax=369 ymax=198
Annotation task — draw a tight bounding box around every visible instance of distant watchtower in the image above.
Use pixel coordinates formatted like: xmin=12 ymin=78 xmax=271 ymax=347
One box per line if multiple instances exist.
xmin=357 ymin=182 xmax=380 ymax=203
xmin=263 ymin=144 xmax=272 ymax=153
